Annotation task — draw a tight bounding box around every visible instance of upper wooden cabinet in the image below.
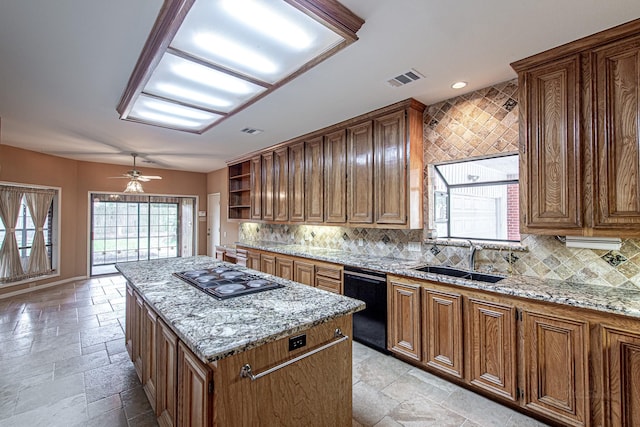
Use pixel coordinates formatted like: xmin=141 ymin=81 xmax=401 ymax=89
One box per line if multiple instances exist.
xmin=347 ymin=121 xmax=374 ymax=224
xmin=517 ymin=55 xmax=583 ymax=233
xmin=250 ymin=156 xmax=262 ymax=220
xmin=261 ymin=152 xmax=275 ymax=222
xmin=324 ymin=129 xmax=348 ymax=223
xmin=227 ymin=161 xmax=251 ymax=220
xmin=374 ymin=111 xmax=407 ymax=225
xmin=288 ymin=142 xmax=305 ymax=222
xmin=512 ymin=19 xmax=640 ymax=237
xmin=273 ymin=147 xmax=289 ymax=222
xmin=593 ymin=35 xmax=640 ymax=229
xmin=305 ymin=137 xmax=324 ymax=223
xmin=227 ymin=98 xmax=425 ymax=228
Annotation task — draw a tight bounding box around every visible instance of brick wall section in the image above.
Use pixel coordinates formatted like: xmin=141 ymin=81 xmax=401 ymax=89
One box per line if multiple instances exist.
xmin=507 ymin=183 xmax=519 ymax=240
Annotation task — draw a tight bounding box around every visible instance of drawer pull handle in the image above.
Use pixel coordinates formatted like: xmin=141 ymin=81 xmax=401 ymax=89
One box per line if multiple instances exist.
xmin=239 ymin=329 xmax=348 ymax=381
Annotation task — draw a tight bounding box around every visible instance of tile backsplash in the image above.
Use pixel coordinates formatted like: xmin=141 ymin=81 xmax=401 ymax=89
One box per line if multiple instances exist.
xmin=239 ymin=79 xmax=640 ymax=290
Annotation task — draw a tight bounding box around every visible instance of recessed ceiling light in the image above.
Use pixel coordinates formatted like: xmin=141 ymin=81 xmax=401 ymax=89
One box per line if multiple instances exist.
xmin=451 ymin=81 xmax=467 ymax=89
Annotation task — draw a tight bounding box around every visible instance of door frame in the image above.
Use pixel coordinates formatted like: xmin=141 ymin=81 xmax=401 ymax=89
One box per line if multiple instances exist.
xmin=207 ymin=193 xmax=221 ymax=257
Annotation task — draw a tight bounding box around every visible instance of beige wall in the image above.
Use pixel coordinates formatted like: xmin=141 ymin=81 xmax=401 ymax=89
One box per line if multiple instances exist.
xmin=207 ymin=167 xmax=239 ymax=245
xmin=0 ymin=145 xmax=207 ymax=296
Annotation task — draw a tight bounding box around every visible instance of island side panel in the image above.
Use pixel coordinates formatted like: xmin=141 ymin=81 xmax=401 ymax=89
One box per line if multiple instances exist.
xmin=212 ymin=315 xmax=353 ymax=427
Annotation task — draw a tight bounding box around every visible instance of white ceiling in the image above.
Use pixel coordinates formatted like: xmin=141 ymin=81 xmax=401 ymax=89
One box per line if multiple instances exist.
xmin=1 ymin=0 xmax=640 ymax=173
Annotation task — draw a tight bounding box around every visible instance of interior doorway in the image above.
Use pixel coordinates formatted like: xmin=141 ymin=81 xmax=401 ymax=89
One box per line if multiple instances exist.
xmin=207 ymin=193 xmax=221 ymax=256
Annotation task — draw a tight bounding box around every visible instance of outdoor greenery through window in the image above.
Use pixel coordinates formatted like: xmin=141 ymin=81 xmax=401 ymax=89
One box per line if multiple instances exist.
xmin=432 ymin=154 xmax=520 ymax=242
xmin=0 ymin=184 xmax=58 ymax=284
xmin=91 ymin=194 xmax=195 ymax=275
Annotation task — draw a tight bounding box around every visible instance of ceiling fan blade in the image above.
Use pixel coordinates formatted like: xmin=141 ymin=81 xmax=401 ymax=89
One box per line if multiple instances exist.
xmin=107 ymin=176 xmax=131 ymax=179
xmin=139 ymin=175 xmax=162 ymax=180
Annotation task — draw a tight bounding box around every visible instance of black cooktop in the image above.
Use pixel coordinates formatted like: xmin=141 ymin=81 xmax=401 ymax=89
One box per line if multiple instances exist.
xmin=173 ymin=266 xmax=283 ymax=300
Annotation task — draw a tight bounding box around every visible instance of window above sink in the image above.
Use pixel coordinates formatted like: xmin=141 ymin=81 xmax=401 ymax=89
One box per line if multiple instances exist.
xmin=432 ymin=153 xmax=520 ymax=242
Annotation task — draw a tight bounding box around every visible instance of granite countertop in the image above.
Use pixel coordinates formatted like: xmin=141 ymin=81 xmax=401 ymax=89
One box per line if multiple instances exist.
xmin=116 ymin=256 xmax=364 ymax=364
xmin=237 ymin=241 xmax=640 ymax=319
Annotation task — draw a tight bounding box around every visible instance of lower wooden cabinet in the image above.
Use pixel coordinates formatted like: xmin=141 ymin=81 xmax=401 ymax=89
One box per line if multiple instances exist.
xmin=246 ymin=250 xmax=260 ymax=271
xmin=133 ymin=292 xmax=145 ymax=380
xmin=315 ymin=262 xmax=343 ymax=294
xmin=602 ymin=326 xmax=640 ymax=427
xmin=157 ymin=318 xmax=178 ymax=427
xmin=275 ymin=256 xmax=293 ymax=280
xmin=387 ymin=279 xmax=421 ymax=361
xmin=177 ymin=341 xmax=214 ymax=427
xmin=293 ymin=260 xmax=315 ymax=286
xmin=125 ymin=284 xmax=134 ymax=360
xmin=260 ymin=253 xmax=275 ymax=275
xmin=422 ymin=289 xmax=463 ymax=378
xmin=467 ymin=298 xmax=518 ymax=401
xmin=523 ymin=311 xmax=588 ymax=426
xmin=143 ymin=303 xmax=158 ymax=411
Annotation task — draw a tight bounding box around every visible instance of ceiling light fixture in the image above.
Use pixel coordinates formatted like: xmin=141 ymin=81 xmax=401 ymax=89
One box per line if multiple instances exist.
xmin=451 ymin=81 xmax=468 ymax=89
xmin=124 ymin=179 xmax=145 ymax=193
xmin=117 ymin=0 xmax=364 ymax=134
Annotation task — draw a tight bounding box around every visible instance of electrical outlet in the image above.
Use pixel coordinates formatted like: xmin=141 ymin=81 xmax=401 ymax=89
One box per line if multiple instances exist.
xmin=288 ymin=334 xmax=306 ymax=351
xmin=358 ymin=238 xmax=364 ymax=247
xmin=408 ymin=242 xmax=421 ymax=252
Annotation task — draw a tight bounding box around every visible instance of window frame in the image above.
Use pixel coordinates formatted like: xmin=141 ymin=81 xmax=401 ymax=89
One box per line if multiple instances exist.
xmin=0 ymin=182 xmax=61 ymax=286
xmin=432 ymin=153 xmax=520 ymax=243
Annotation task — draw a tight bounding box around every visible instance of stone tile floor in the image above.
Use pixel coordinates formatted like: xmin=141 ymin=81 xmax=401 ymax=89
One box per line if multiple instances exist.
xmin=0 ymin=275 xmax=549 ymax=426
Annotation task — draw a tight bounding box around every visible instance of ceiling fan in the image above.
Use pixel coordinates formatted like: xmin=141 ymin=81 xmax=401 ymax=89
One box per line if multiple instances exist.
xmin=109 ymin=153 xmax=162 ymax=193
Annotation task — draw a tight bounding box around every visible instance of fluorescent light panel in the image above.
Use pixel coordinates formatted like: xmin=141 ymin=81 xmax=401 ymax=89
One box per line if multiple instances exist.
xmin=117 ymin=0 xmax=363 ymax=133
xmin=170 ymin=0 xmax=345 ymax=84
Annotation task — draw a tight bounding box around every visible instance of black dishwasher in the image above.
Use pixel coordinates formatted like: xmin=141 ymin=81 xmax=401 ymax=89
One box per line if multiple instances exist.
xmin=343 ymin=265 xmax=389 ymax=354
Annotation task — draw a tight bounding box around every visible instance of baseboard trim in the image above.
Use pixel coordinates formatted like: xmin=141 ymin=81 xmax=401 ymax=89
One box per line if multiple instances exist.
xmin=0 ymin=275 xmax=88 ymax=299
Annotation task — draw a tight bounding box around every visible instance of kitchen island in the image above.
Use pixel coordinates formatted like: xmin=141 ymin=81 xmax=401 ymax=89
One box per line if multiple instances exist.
xmin=117 ymin=256 xmax=364 ymax=427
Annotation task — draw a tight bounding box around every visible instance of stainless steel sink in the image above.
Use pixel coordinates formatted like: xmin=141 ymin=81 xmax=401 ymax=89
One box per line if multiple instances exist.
xmin=413 ymin=265 xmax=505 ymax=283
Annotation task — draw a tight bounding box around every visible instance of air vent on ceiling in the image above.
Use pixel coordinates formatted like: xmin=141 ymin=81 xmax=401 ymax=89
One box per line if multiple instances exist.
xmin=386 ymin=68 xmax=425 ymax=87
xmin=241 ymin=127 xmax=263 ymax=135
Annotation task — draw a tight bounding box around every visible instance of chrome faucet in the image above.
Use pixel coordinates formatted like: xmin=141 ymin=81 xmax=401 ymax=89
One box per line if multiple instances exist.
xmin=467 ymin=240 xmax=482 ymax=271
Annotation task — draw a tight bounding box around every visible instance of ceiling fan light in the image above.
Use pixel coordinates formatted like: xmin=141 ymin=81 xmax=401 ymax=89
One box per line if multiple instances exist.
xmin=124 ymin=179 xmax=144 ymax=193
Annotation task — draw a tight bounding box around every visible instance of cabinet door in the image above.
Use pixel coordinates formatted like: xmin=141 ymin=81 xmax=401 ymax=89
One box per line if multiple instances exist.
xmin=261 ymin=152 xmax=274 ymax=221
xmin=177 ymin=342 xmax=213 ymax=427
xmin=324 ymin=130 xmax=347 ymax=223
xmin=250 ymin=155 xmax=262 ymax=220
xmin=305 ymin=137 xmax=324 ymax=222
xmin=374 ymin=111 xmax=407 ymax=224
xmin=260 ymin=253 xmax=275 ymax=276
xmin=523 ymin=311 xmax=588 ymax=426
xmin=423 ymin=289 xmax=463 ymax=378
xmin=603 ymin=327 xmax=640 ymax=426
xmin=133 ymin=292 xmax=145 ymax=381
xmin=519 ymin=55 xmax=582 ymax=232
xmin=347 ymin=121 xmax=373 ymax=224
xmin=247 ymin=250 xmax=261 ymax=271
xmin=273 ymin=147 xmax=289 ymax=222
xmin=143 ymin=303 xmax=158 ymax=411
xmin=289 ymin=141 xmax=305 ymax=222
xmin=467 ymin=299 xmax=517 ymax=401
xmin=157 ymin=318 xmax=178 ymax=427
xmin=125 ymin=283 xmax=134 ymax=360
xmin=593 ymin=36 xmax=640 ymax=229
xmin=315 ymin=277 xmax=342 ymax=294
xmin=388 ymin=280 xmax=421 ymax=361
xmin=294 ymin=260 xmax=315 ymax=286
xmin=275 ymin=256 xmax=293 ymax=280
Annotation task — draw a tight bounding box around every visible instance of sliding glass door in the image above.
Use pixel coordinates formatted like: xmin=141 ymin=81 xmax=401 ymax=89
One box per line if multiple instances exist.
xmin=90 ymin=194 xmax=195 ymax=275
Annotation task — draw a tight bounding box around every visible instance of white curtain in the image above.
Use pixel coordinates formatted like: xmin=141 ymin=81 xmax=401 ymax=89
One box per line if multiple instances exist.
xmin=0 ymin=188 xmax=25 ymax=279
xmin=25 ymin=191 xmax=54 ymax=274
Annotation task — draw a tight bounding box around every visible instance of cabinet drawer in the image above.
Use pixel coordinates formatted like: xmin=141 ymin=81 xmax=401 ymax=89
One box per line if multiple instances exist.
xmin=316 ymin=277 xmax=342 ymax=294
xmin=315 ymin=266 xmax=342 ymax=280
